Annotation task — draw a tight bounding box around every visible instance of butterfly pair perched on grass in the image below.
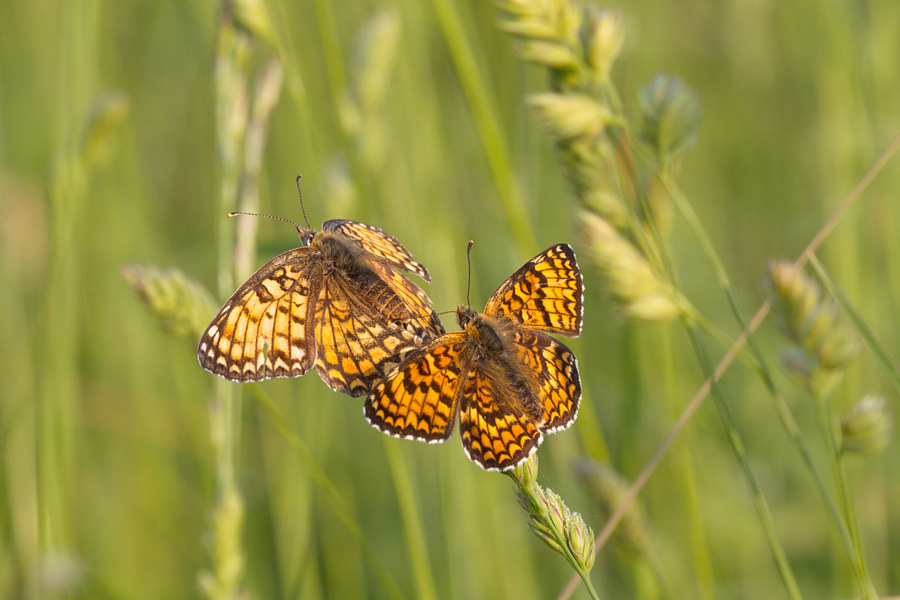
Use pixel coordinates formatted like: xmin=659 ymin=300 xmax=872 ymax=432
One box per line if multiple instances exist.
xmin=198 ymin=192 xmax=583 ymax=470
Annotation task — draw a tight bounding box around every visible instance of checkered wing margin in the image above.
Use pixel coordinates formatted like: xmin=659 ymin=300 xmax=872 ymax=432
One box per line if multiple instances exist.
xmin=197 ymin=248 xmax=320 ymax=381
xmin=364 ymin=333 xmax=468 ymax=441
xmin=484 ymin=243 xmax=583 ymax=337
xmin=324 ymin=219 xmax=431 ymax=281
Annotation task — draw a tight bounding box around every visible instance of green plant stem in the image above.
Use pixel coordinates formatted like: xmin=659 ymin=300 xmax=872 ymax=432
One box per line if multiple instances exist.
xmin=39 ymin=0 xmax=94 ymax=557
xmin=809 ymin=253 xmax=900 ymax=394
xmin=818 ymin=395 xmax=878 ymax=600
xmin=206 ymin=8 xmax=251 ymax=598
xmin=430 ymin=0 xmax=537 ymax=255
xmin=606 ymin=128 xmax=667 ymax=274
xmin=658 ymin=324 xmax=714 ymax=600
xmin=624 ymin=158 xmax=802 ymax=596
xmin=684 ymin=326 xmax=803 ymax=600
xmin=245 ymin=387 xmax=404 ymax=599
xmin=384 ymin=443 xmax=439 ymax=600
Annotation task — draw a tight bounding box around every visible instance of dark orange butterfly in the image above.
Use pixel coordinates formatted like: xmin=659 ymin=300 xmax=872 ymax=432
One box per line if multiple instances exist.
xmin=198 ymin=213 xmax=444 ymax=397
xmin=365 ymin=244 xmax=583 ymax=470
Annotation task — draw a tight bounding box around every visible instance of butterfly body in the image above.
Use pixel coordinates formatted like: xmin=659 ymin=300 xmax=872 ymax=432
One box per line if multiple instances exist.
xmin=198 ymin=219 xmax=444 ymax=396
xmin=365 ymin=244 xmax=583 ymax=471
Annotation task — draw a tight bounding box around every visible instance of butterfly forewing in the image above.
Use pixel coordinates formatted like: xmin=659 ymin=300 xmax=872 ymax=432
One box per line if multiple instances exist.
xmin=198 ymin=248 xmax=320 ymax=381
xmin=484 ymin=243 xmax=583 ymax=336
xmin=377 ymin=263 xmax=445 ymax=340
xmin=324 ymin=219 xmax=431 ymax=281
xmin=364 ymin=333 xmax=469 ymax=441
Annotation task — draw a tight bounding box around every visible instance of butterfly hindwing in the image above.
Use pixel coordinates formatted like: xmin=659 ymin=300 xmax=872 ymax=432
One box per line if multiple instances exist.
xmin=484 ymin=243 xmax=583 ymax=336
xmin=512 ymin=329 xmax=581 ymax=433
xmin=458 ymin=365 xmax=543 ymax=471
xmin=197 ymin=248 xmax=320 ymax=381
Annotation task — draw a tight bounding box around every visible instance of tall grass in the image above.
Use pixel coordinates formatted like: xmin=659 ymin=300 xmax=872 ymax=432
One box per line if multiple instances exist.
xmin=2 ymin=0 xmax=899 ymax=598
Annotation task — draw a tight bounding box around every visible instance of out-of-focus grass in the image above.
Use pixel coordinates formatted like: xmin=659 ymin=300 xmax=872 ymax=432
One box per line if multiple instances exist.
xmin=1 ymin=0 xmax=898 ymax=598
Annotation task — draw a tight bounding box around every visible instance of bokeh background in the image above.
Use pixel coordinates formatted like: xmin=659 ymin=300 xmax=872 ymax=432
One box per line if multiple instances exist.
xmin=2 ymin=0 xmax=899 ymax=598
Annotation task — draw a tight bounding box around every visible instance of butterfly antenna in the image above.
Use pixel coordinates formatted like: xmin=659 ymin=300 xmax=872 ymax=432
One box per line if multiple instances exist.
xmin=465 ymin=240 xmax=474 ymax=307
xmin=295 ymin=174 xmax=311 ymax=231
xmin=227 ymin=211 xmax=307 ymax=235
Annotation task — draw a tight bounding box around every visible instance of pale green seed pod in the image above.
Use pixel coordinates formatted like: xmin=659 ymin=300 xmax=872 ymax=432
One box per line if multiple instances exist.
xmin=565 ymin=510 xmax=597 ymax=570
xmin=638 ymin=74 xmax=702 ymax=161
xmin=510 ymin=453 xmax=539 ymax=492
xmin=841 ymin=395 xmax=892 ymax=456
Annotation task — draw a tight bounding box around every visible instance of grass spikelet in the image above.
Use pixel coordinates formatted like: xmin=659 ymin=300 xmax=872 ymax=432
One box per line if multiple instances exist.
xmin=576 ymin=210 xmax=686 ymax=321
xmin=582 ymin=7 xmax=623 ymax=81
xmin=840 ymin=395 xmax=892 ymax=456
xmin=509 ymin=455 xmax=599 ymax=599
xmin=122 ymin=265 xmax=218 ymax=340
xmin=638 ymin=75 xmax=702 ymax=163
xmin=198 ymin=486 xmax=246 ymax=600
xmin=528 ymin=93 xmax=616 ymax=143
xmin=765 ymin=260 xmax=859 ymax=395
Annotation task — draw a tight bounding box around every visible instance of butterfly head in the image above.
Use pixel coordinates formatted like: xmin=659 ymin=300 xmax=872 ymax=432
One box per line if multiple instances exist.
xmin=456 ymin=305 xmax=477 ymax=329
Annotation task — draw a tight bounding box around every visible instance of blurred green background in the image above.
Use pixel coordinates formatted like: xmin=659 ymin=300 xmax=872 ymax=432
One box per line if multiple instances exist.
xmin=1 ymin=0 xmax=899 ymax=598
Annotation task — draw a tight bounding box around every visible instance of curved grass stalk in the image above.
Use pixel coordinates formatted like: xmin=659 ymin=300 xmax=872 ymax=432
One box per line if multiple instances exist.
xmin=818 ymin=394 xmax=877 ymax=600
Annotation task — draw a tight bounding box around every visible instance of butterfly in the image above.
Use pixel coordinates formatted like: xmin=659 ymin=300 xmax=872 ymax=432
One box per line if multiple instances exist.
xmin=364 ymin=243 xmax=583 ymax=471
xmin=198 ymin=215 xmax=445 ymax=397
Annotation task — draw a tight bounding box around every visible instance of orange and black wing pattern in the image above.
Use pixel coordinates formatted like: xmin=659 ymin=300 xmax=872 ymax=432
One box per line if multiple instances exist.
xmin=372 ymin=259 xmax=445 ymax=341
xmin=484 ymin=243 xmax=582 ymax=336
xmin=198 ymin=248 xmax=321 ymax=381
xmin=364 ymin=333 xmax=469 ymax=441
xmin=365 ymin=243 xmax=585 ymax=471
xmin=323 ymin=219 xmax=431 ymax=281
xmin=314 ymin=264 xmax=444 ymax=397
xmin=511 ymin=329 xmax=580 ymax=433
xmin=457 ymin=364 xmax=544 ymax=471
xmin=199 ymin=218 xmax=441 ymax=392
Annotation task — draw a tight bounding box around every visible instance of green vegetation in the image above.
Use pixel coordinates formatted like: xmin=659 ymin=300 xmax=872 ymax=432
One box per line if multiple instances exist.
xmin=1 ymin=0 xmax=898 ymax=598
